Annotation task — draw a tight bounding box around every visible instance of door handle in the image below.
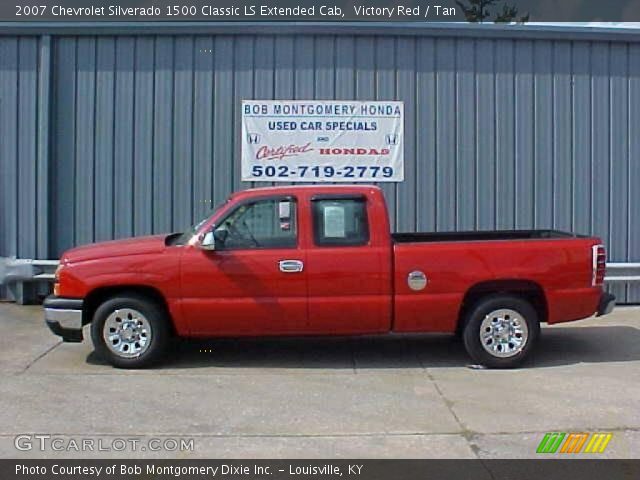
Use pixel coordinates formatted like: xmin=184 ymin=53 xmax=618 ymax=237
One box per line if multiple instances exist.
xmin=279 ymin=260 xmax=304 ymax=273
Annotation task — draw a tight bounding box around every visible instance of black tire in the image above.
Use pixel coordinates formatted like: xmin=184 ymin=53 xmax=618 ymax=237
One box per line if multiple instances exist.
xmin=90 ymin=294 xmax=170 ymax=369
xmin=462 ymin=295 xmax=540 ymax=369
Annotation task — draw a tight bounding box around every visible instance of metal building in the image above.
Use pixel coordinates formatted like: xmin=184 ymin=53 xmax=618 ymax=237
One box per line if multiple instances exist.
xmin=0 ymin=23 xmax=639 ymax=302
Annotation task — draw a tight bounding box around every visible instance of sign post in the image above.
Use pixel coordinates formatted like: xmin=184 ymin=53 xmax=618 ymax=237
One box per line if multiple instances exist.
xmin=241 ymin=100 xmax=404 ymax=182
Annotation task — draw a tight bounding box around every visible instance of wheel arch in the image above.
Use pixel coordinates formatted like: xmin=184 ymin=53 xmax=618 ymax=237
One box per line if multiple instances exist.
xmin=457 ymin=279 xmax=548 ymax=332
xmin=82 ymin=285 xmax=172 ymax=330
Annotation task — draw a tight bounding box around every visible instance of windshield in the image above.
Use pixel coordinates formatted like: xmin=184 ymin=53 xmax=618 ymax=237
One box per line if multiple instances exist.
xmin=172 ymin=198 xmax=230 ymax=246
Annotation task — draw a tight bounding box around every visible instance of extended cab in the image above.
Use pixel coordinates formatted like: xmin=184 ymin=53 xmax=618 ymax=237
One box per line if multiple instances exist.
xmin=45 ymin=185 xmax=615 ymax=368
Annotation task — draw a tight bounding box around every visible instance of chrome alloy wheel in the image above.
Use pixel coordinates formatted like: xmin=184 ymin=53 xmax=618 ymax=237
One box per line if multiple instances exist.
xmin=103 ymin=308 xmax=152 ymax=358
xmin=479 ymin=308 xmax=529 ymax=358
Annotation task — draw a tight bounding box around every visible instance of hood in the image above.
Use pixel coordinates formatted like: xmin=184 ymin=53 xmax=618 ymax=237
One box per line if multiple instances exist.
xmin=62 ymin=235 xmax=169 ymax=263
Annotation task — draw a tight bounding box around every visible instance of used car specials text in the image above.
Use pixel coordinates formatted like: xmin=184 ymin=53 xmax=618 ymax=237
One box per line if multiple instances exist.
xmin=15 ymin=463 xmax=364 ymax=477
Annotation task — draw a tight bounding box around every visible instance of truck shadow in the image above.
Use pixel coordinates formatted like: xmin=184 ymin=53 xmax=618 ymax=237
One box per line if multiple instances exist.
xmin=142 ymin=325 xmax=640 ymax=370
xmin=527 ymin=325 xmax=640 ymax=367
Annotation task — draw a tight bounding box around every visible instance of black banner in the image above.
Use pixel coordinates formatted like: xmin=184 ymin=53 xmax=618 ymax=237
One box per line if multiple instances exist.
xmin=4 ymin=0 xmax=640 ymax=22
xmin=3 ymin=460 xmax=640 ymax=480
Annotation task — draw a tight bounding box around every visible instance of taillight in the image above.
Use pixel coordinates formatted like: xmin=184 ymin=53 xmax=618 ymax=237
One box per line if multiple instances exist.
xmin=592 ymin=244 xmax=606 ymax=286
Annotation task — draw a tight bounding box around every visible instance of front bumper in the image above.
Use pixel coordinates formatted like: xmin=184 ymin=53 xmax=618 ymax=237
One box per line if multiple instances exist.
xmin=597 ymin=292 xmax=616 ymax=317
xmin=44 ymin=295 xmax=84 ymax=342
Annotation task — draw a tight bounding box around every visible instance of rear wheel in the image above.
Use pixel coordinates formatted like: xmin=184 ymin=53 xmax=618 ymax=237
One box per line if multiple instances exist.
xmin=91 ymin=295 xmax=170 ymax=369
xmin=462 ymin=295 xmax=539 ymax=368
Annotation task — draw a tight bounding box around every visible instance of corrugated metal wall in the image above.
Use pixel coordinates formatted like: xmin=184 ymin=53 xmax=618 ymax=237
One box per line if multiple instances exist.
xmin=1 ymin=30 xmax=639 ymax=302
xmin=0 ymin=37 xmax=41 ymax=259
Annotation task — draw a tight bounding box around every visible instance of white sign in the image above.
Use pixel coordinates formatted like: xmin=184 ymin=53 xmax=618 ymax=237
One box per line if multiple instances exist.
xmin=323 ymin=205 xmax=346 ymax=238
xmin=241 ymin=100 xmax=404 ymax=182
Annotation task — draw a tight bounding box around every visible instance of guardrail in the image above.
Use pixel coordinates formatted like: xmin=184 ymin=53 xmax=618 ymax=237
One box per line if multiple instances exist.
xmin=0 ymin=257 xmax=59 ymax=304
xmin=604 ymin=263 xmax=640 ymax=283
xmin=1 ymin=257 xmax=640 ymax=304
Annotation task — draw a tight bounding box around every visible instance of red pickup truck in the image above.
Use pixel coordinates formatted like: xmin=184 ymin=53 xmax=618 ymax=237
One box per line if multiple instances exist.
xmin=45 ymin=185 xmax=614 ymax=369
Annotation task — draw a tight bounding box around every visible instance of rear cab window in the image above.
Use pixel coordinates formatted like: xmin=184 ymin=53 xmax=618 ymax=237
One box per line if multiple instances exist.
xmin=311 ymin=196 xmax=369 ymax=247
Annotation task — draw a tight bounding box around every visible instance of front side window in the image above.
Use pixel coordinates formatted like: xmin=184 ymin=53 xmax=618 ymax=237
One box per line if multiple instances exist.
xmin=214 ymin=198 xmax=297 ymax=250
xmin=312 ymin=198 xmax=369 ymax=247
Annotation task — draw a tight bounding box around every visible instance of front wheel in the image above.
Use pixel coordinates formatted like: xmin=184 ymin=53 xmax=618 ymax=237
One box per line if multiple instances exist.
xmin=91 ymin=295 xmax=170 ymax=369
xmin=462 ymin=295 xmax=540 ymax=369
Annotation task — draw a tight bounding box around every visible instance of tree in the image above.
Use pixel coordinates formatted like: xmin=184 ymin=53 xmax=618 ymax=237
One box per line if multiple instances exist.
xmin=455 ymin=0 xmax=529 ymax=23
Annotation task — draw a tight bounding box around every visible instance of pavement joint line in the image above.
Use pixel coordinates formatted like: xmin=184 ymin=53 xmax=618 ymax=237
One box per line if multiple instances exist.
xmin=476 ymin=427 xmax=640 ymax=435
xmin=349 ymin=338 xmax=358 ymax=374
xmin=424 ymin=367 xmax=481 ymax=459
xmin=403 ymin=336 xmax=427 ymax=372
xmin=2 ymin=427 xmax=639 ymax=437
xmin=14 ymin=370 xmax=429 ymax=377
xmin=411 ymin=338 xmax=428 ymax=371
xmin=17 ymin=340 xmax=62 ymax=375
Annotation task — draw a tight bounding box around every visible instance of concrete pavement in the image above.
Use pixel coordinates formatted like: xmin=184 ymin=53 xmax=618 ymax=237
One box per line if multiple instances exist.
xmin=0 ymin=302 xmax=638 ymax=458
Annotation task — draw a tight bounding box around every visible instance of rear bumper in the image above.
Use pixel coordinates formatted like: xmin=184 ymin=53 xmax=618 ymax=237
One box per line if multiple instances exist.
xmin=597 ymin=292 xmax=616 ymax=317
xmin=44 ymin=295 xmax=84 ymax=342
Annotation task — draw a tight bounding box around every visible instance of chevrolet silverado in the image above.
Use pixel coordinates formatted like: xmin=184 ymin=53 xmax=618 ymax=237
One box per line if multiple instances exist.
xmin=45 ymin=185 xmax=615 ymax=368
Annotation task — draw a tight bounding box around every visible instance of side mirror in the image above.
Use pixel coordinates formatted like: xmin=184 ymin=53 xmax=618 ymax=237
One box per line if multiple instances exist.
xmin=200 ymin=231 xmax=216 ymax=251
xmin=199 ymin=229 xmax=228 ymax=251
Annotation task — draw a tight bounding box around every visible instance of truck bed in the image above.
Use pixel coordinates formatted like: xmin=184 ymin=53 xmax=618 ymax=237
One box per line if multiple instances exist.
xmin=392 ymin=230 xmax=580 ymax=243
